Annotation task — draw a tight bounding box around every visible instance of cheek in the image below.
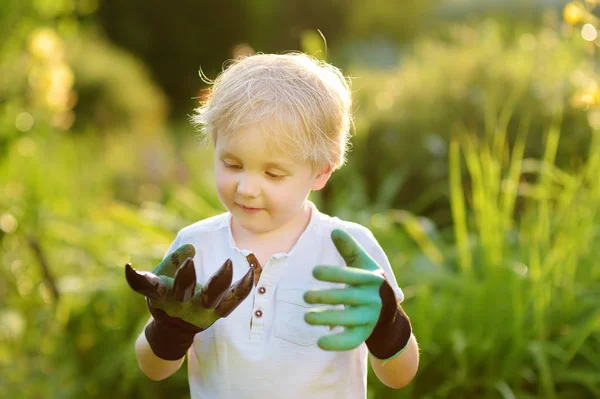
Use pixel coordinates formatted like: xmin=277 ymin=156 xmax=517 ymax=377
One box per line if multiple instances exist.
xmin=268 ymin=181 xmax=310 ymax=208
xmin=214 ymin=169 xmax=235 ymax=194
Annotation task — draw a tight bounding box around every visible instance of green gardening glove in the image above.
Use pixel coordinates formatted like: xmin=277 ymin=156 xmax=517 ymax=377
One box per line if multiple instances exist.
xmin=125 ymin=243 xmax=254 ymax=360
xmin=304 ymin=229 xmax=412 ymax=361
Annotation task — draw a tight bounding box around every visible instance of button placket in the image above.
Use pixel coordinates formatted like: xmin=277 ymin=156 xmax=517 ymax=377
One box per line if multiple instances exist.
xmin=249 ymin=256 xmax=285 ymax=341
xmin=245 ymin=253 xmax=266 ymax=339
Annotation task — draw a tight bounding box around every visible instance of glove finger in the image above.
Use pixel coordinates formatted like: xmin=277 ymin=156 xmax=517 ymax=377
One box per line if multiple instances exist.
xmin=312 ymin=265 xmax=383 ymax=286
xmin=153 ymin=243 xmax=196 ymax=277
xmin=331 ymin=229 xmax=377 ymax=271
xmin=125 ymin=263 xmax=168 ymax=300
xmin=195 ymin=259 xmax=234 ymax=308
xmin=305 ymin=305 xmax=379 ymax=327
xmin=215 ymin=266 xmax=255 ymax=317
xmin=304 ymin=286 xmax=380 ymax=306
xmin=172 ymin=257 xmax=197 ymax=302
xmin=317 ymin=325 xmax=372 ymax=351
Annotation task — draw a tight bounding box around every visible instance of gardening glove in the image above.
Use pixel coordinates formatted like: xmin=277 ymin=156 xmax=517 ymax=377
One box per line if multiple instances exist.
xmin=304 ymin=229 xmax=412 ymax=362
xmin=125 ymin=243 xmax=254 ymax=360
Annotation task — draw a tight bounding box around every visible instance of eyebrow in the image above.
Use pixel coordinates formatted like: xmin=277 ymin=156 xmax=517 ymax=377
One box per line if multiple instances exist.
xmin=264 ymin=162 xmax=292 ymax=173
xmin=219 ymin=151 xmax=292 ymax=173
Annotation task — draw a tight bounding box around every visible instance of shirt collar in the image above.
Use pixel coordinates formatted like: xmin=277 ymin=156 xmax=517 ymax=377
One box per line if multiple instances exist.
xmin=226 ymin=200 xmax=320 ymax=260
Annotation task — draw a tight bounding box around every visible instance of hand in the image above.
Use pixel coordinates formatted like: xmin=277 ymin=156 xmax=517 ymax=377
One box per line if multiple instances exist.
xmin=304 ymin=229 xmax=411 ymax=360
xmin=125 ymin=243 xmax=254 ymax=359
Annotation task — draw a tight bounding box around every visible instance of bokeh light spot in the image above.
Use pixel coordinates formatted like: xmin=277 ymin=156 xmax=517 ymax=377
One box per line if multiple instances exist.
xmin=16 ymin=137 xmax=36 ymax=156
xmin=28 ymin=27 xmax=62 ymax=60
xmin=0 ymin=310 xmax=25 ymax=339
xmin=581 ymin=24 xmax=597 ymax=41
xmin=588 ymin=109 xmax=600 ymax=129
xmin=0 ymin=213 xmax=18 ymax=233
xmin=15 ymin=112 xmax=34 ymax=132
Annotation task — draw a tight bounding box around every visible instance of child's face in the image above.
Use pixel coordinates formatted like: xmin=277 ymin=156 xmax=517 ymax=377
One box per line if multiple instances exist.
xmin=214 ymin=125 xmax=331 ymax=236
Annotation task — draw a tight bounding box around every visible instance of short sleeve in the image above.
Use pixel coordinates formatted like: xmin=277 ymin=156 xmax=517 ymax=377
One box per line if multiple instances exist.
xmin=363 ymin=230 xmax=404 ymax=303
xmin=163 ymin=231 xmax=183 ymax=260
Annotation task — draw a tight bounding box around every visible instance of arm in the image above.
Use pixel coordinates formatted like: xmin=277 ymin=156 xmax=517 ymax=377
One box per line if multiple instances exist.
xmin=135 ymin=317 xmax=186 ymax=381
xmin=370 ymin=333 xmax=419 ymax=389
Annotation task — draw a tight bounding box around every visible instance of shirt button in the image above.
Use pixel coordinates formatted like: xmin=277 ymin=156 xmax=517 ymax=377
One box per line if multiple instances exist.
xmin=249 ymin=262 xmax=256 ymax=268
xmin=258 ymin=286 xmax=266 ymax=294
xmin=254 ymin=310 xmax=263 ymax=318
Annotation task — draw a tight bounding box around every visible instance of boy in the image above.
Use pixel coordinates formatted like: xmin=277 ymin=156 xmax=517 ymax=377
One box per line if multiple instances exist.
xmin=126 ymin=53 xmax=419 ymax=398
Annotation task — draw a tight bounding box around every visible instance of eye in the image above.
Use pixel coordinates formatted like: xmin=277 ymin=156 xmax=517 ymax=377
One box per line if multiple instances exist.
xmin=223 ymin=160 xmax=241 ymax=170
xmin=265 ymin=171 xmax=285 ymax=180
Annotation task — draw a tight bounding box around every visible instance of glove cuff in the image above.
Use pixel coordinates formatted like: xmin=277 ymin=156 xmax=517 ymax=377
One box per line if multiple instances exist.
xmin=365 ymin=278 xmax=412 ymax=361
xmin=145 ymin=300 xmax=204 ymax=361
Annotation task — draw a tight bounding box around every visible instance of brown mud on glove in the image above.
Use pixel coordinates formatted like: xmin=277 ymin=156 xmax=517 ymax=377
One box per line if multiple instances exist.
xmin=125 ymin=244 xmax=254 ymax=360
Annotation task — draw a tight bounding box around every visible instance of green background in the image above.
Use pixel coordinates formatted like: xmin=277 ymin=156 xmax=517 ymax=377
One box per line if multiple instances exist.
xmin=1 ymin=0 xmax=599 ymax=397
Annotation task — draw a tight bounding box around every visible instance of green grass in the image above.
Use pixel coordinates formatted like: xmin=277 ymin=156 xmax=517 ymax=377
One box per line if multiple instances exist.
xmin=366 ymin=95 xmax=600 ymax=398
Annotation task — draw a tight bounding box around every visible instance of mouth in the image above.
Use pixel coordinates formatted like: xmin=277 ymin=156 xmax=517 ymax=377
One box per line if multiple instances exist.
xmin=236 ymin=203 xmax=263 ymax=212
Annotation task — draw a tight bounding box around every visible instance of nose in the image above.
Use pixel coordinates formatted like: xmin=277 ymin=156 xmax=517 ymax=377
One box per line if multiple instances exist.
xmin=236 ymin=173 xmax=260 ymax=198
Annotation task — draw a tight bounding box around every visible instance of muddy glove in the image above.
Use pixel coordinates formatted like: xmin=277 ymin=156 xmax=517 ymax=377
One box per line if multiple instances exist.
xmin=126 ymin=243 xmax=254 ymax=360
xmin=304 ymin=229 xmax=411 ymax=361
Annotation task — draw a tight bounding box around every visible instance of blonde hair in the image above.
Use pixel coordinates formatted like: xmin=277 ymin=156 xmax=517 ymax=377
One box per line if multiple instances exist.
xmin=191 ymin=52 xmax=352 ymax=170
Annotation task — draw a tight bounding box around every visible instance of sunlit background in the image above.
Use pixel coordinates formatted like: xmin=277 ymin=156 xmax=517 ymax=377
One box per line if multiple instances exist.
xmin=1 ymin=1 xmax=599 ymax=398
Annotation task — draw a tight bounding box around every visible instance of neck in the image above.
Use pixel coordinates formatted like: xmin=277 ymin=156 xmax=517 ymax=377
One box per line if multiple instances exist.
xmin=232 ymin=202 xmax=312 ymax=250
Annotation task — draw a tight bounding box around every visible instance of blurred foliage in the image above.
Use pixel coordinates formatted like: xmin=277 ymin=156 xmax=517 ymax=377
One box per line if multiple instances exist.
xmin=1 ymin=0 xmax=600 ymax=398
xmin=324 ymin=13 xmax=600 ymax=227
xmin=67 ymin=31 xmax=168 ymax=137
xmin=97 ymin=0 xmax=435 ymax=119
xmin=0 ymin=128 xmax=222 ymax=396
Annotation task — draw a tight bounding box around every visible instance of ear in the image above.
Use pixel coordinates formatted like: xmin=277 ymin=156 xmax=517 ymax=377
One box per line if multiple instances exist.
xmin=311 ymin=164 xmax=333 ymax=191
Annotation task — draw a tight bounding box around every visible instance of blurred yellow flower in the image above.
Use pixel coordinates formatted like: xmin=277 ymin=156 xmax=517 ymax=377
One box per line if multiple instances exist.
xmin=586 ymin=82 xmax=599 ymax=102
xmin=572 ymin=82 xmax=599 ymax=109
xmin=49 ymin=63 xmax=74 ymax=90
xmin=28 ymin=28 xmax=63 ymax=60
xmin=564 ymin=3 xmax=585 ymax=25
xmin=46 ymin=87 xmax=69 ymax=111
xmin=25 ymin=30 xmax=77 ymax=121
xmin=52 ymin=111 xmax=75 ymax=130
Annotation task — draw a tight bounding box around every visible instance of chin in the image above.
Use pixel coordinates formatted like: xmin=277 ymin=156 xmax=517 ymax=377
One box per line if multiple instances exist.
xmin=237 ymin=220 xmax=274 ymax=235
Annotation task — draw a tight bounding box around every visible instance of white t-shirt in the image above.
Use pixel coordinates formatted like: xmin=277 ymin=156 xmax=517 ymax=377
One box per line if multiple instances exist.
xmin=165 ymin=201 xmax=404 ymax=399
